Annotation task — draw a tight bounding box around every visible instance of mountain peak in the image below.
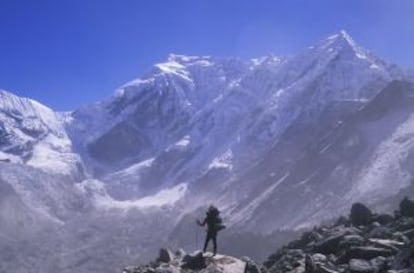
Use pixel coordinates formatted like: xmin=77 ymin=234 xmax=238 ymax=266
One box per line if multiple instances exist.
xmin=322 ymin=29 xmax=357 ymax=49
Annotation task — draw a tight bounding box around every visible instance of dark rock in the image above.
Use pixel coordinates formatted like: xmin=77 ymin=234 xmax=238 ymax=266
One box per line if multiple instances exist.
xmin=181 ymin=251 xmax=206 ymax=270
xmin=369 ymin=226 xmax=393 ymax=239
xmin=399 ymin=197 xmax=414 ymax=218
xmin=372 ymin=214 xmax=394 ymax=225
xmin=368 ymin=238 xmax=404 ymax=252
xmin=158 ymin=248 xmax=173 ymax=263
xmin=395 ymin=217 xmax=414 ymax=231
xmin=335 ymin=216 xmax=351 ymax=227
xmin=349 ymin=259 xmax=374 ymax=273
xmin=312 ymin=253 xmax=327 ymax=264
xmin=401 ymin=228 xmax=414 ymax=240
xmin=339 ymin=235 xmax=365 ymax=248
xmin=338 ymin=247 xmax=393 ymax=263
xmin=350 ymin=203 xmax=373 ymax=226
xmin=317 ymin=265 xmax=340 ymax=273
xmin=369 ymin=256 xmax=388 ymax=273
xmin=242 ymin=256 xmax=262 ymax=273
xmin=393 ymin=243 xmax=414 ymax=268
xmin=292 ymin=231 xmax=324 ymax=249
xmin=154 ymin=264 xmax=179 ymax=273
xmin=305 ymin=254 xmax=316 ymax=273
xmin=313 ymin=234 xmax=345 ymax=254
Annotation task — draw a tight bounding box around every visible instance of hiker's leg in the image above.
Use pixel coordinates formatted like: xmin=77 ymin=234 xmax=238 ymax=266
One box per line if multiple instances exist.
xmin=203 ymin=234 xmax=210 ymax=252
xmin=212 ymin=233 xmax=217 ymax=255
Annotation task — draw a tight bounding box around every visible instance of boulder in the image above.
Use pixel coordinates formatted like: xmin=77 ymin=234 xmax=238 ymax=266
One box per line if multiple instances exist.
xmin=317 ymin=265 xmax=340 ymax=273
xmin=158 ymin=248 xmax=174 ymax=263
xmin=348 ymin=259 xmax=374 ymax=273
xmin=369 ymin=226 xmax=393 ymax=239
xmin=305 ymin=254 xmax=316 ymax=273
xmin=401 ymin=228 xmax=414 ymax=240
xmin=350 ymin=203 xmax=372 ymax=226
xmin=339 ymin=235 xmax=365 ymax=248
xmin=338 ymin=247 xmax=393 ymax=263
xmin=174 ymin=249 xmax=186 ymax=260
xmin=368 ymin=238 xmax=404 ymax=252
xmin=242 ymin=256 xmax=262 ymax=273
xmin=155 ymin=264 xmax=180 ymax=273
xmin=369 ymin=256 xmax=388 ymax=273
xmin=372 ymin=214 xmax=394 ymax=225
xmin=311 ymin=253 xmax=327 ymax=264
xmin=181 ymin=251 xmax=206 ymax=270
xmin=313 ymin=234 xmax=345 ymax=254
xmin=399 ymin=197 xmax=414 ymax=218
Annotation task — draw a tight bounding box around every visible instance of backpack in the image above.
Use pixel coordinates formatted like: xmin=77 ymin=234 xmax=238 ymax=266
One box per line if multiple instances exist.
xmin=208 ymin=207 xmax=226 ymax=232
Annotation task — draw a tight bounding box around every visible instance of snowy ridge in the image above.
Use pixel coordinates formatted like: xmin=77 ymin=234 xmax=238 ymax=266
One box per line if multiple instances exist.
xmin=0 ymin=89 xmax=83 ymax=177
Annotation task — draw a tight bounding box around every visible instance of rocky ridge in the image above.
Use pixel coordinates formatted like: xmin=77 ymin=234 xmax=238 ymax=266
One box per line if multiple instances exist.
xmin=125 ymin=198 xmax=414 ymax=273
xmin=263 ymin=198 xmax=414 ymax=273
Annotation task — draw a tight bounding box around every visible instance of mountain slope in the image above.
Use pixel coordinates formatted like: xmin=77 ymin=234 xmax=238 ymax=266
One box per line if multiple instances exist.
xmin=0 ymin=90 xmax=84 ymax=179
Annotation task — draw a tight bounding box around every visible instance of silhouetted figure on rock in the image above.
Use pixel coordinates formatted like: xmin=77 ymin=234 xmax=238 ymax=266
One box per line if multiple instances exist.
xmin=197 ymin=205 xmax=225 ymax=255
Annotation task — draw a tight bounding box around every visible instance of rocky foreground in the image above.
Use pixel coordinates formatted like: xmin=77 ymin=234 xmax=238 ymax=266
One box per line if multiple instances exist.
xmin=122 ymin=199 xmax=414 ymax=273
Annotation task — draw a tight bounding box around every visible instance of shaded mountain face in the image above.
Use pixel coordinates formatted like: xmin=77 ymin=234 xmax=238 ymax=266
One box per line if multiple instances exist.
xmin=1 ymin=30 xmax=414 ymax=272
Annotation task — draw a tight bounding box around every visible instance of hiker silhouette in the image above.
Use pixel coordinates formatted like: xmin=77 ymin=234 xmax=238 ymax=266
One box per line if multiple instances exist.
xmin=197 ymin=205 xmax=225 ymax=255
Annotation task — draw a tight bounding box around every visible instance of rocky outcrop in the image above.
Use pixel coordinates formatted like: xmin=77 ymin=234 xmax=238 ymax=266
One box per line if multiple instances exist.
xmin=123 ymin=249 xmax=247 ymax=273
xmin=400 ymin=197 xmax=414 ymax=218
xmin=122 ymin=198 xmax=414 ymax=273
xmin=263 ymin=199 xmax=414 ymax=273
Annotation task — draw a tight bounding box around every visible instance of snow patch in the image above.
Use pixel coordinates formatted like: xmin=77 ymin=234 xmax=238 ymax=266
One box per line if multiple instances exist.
xmin=208 ymin=149 xmax=233 ymax=170
xmin=175 ymin=135 xmax=190 ymax=147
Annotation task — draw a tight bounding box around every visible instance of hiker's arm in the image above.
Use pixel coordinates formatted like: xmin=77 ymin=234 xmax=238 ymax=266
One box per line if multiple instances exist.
xmin=197 ymin=218 xmax=206 ymax=226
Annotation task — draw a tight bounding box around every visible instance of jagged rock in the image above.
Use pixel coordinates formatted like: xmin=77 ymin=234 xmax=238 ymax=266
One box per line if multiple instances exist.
xmin=401 ymin=228 xmax=414 ymax=240
xmin=313 ymin=234 xmax=345 ymax=254
xmin=242 ymin=256 xmax=263 ymax=273
xmin=369 ymin=238 xmax=405 ymax=252
xmin=291 ymin=231 xmax=324 ymax=249
xmin=312 ymin=253 xmax=327 ymax=264
xmin=335 ymin=216 xmax=351 ymax=227
xmin=395 ymin=217 xmax=414 ymax=231
xmin=158 ymin=248 xmax=174 ymax=263
xmin=338 ymin=246 xmax=393 ymax=263
xmin=173 ymin=249 xmax=186 ymax=261
xmin=399 ymin=197 xmax=414 ymax=218
xmin=181 ymin=251 xmax=206 ymax=270
xmin=372 ymin=214 xmax=394 ymax=225
xmin=350 ymin=203 xmax=372 ymax=226
xmin=349 ymin=259 xmax=374 ymax=273
xmin=206 ymin=255 xmax=247 ymax=273
xmin=340 ymin=235 xmax=365 ymax=248
xmin=317 ymin=265 xmax=340 ymax=273
xmin=369 ymin=256 xmax=389 ymax=272
xmin=305 ymin=254 xmax=316 ymax=273
xmin=155 ymin=264 xmax=180 ymax=273
xmin=391 ymin=232 xmax=411 ymax=246
xmin=369 ymin=226 xmax=393 ymax=239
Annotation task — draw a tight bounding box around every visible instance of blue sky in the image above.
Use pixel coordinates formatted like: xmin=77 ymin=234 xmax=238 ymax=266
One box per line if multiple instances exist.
xmin=0 ymin=0 xmax=413 ymax=111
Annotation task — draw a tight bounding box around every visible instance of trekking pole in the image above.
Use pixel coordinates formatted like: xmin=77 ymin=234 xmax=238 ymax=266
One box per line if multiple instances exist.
xmin=195 ymin=224 xmax=199 ymax=250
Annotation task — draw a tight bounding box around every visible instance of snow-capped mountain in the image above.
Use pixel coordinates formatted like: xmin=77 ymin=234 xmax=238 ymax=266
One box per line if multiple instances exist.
xmin=0 ymin=90 xmax=84 ymax=179
xmin=1 ymin=30 xmax=414 ymax=272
